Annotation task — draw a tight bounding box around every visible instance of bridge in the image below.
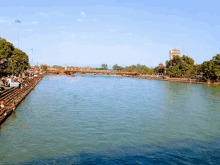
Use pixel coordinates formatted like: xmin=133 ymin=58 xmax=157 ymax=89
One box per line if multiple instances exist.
xmin=46 ymin=69 xmax=139 ymax=77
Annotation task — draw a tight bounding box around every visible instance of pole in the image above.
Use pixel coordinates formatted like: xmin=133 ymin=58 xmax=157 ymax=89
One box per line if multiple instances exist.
xmin=15 ymin=20 xmax=21 ymax=48
xmin=17 ymin=31 xmax=19 ymax=48
xmin=31 ymin=49 xmax=33 ymax=66
xmin=183 ymin=34 xmax=186 ymax=55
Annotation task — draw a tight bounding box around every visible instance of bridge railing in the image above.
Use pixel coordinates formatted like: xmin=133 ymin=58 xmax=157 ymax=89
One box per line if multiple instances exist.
xmin=46 ymin=69 xmax=139 ymax=75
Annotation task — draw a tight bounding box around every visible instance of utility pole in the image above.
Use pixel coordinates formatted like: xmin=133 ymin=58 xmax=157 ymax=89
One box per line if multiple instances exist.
xmin=31 ymin=48 xmax=33 ymax=66
xmin=15 ymin=20 xmax=21 ymax=48
xmin=183 ymin=34 xmax=186 ymax=55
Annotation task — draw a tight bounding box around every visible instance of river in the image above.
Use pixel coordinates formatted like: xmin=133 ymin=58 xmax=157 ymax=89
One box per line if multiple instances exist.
xmin=0 ymin=74 xmax=220 ymax=164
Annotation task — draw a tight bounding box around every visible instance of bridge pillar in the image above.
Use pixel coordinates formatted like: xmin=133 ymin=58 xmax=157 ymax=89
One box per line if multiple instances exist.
xmin=108 ymin=74 xmax=110 ymax=77
xmin=81 ymin=73 xmax=84 ymax=76
xmin=94 ymin=73 xmax=96 ymax=77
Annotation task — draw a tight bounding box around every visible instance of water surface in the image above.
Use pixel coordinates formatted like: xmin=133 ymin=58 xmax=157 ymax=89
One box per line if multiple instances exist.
xmin=0 ymin=74 xmax=220 ymax=164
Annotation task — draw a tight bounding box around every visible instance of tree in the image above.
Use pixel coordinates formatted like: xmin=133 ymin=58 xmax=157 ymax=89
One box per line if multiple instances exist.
xmin=165 ymin=55 xmax=195 ymax=77
xmin=0 ymin=37 xmax=15 ymax=75
xmin=113 ymin=64 xmax=123 ymax=71
xmin=213 ymin=54 xmax=220 ymax=62
xmin=101 ymin=64 xmax=108 ymax=70
xmin=124 ymin=65 xmax=136 ymax=72
xmin=41 ymin=64 xmax=48 ymax=71
xmin=212 ymin=54 xmax=220 ymax=81
xmin=11 ymin=48 xmax=30 ymax=73
xmin=153 ymin=67 xmax=158 ymax=73
xmin=113 ymin=64 xmax=118 ymax=70
xmin=201 ymin=60 xmax=214 ymax=81
xmin=201 ymin=54 xmax=220 ymax=81
xmin=53 ymin=65 xmax=64 ymax=69
xmin=0 ymin=37 xmax=30 ymax=75
xmin=121 ymin=64 xmax=151 ymax=73
xmin=0 ymin=37 xmax=15 ymax=59
xmin=136 ymin=64 xmax=141 ymax=70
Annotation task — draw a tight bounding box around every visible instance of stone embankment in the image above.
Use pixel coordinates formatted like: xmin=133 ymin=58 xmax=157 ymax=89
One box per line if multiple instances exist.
xmin=0 ymin=73 xmax=46 ymax=125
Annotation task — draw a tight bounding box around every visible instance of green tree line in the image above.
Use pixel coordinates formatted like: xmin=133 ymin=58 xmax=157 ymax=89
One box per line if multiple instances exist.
xmin=93 ymin=64 xmax=108 ymax=70
xmin=40 ymin=64 xmax=48 ymax=71
xmin=0 ymin=37 xmax=30 ymax=76
xmin=112 ymin=64 xmax=158 ymax=74
xmin=201 ymin=54 xmax=220 ymax=81
xmin=165 ymin=55 xmax=197 ymax=77
xmin=165 ymin=54 xmax=220 ymax=82
xmin=52 ymin=65 xmax=64 ymax=69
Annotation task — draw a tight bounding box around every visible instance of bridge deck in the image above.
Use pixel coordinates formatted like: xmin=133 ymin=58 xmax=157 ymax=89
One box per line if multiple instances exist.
xmin=46 ymin=69 xmax=139 ymax=75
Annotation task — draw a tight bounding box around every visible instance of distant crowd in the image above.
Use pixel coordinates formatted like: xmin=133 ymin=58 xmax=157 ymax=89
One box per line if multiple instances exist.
xmin=0 ymin=69 xmax=44 ymax=90
xmin=1 ymin=73 xmax=34 ymax=87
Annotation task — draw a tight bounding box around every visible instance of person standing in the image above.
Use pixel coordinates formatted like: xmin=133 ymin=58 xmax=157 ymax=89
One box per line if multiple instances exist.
xmin=12 ymin=102 xmax=16 ymax=112
xmin=1 ymin=100 xmax=4 ymax=114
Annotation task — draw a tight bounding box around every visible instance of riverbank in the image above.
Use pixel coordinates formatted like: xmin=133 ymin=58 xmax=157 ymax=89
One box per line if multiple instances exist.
xmin=47 ymin=72 xmax=220 ymax=86
xmin=124 ymin=74 xmax=220 ymax=86
xmin=0 ymin=73 xmax=46 ymax=126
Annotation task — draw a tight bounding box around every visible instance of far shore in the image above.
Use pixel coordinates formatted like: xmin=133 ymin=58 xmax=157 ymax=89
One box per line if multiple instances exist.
xmin=45 ymin=72 xmax=220 ymax=86
xmin=131 ymin=74 xmax=220 ymax=86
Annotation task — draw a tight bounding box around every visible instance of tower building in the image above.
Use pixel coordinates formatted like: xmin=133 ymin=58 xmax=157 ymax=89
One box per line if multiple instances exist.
xmin=169 ymin=49 xmax=180 ymax=60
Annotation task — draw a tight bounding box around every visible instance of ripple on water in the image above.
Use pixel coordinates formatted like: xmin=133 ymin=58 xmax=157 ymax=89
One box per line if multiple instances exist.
xmin=0 ymin=75 xmax=220 ymax=164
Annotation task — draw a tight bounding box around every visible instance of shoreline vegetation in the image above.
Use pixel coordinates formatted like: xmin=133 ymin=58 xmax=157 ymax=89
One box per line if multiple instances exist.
xmin=1 ymin=37 xmax=219 ymax=86
xmin=101 ymin=53 xmax=219 ymax=86
xmin=47 ymin=55 xmax=220 ymax=86
xmin=0 ymin=37 xmax=30 ymax=77
xmin=48 ymin=55 xmax=220 ymax=85
xmin=123 ymin=74 xmax=220 ymax=86
xmin=0 ymin=37 xmax=47 ymax=126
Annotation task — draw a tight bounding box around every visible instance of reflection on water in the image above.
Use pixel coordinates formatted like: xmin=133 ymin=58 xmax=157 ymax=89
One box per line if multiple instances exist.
xmin=11 ymin=139 xmax=220 ymax=165
xmin=0 ymin=74 xmax=220 ymax=164
xmin=204 ymin=85 xmax=220 ymax=98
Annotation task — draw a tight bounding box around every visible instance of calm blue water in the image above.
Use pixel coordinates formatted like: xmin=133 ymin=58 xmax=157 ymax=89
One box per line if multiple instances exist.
xmin=0 ymin=73 xmax=220 ymax=164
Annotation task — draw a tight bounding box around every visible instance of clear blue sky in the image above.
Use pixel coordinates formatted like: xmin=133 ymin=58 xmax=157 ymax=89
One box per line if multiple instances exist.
xmin=0 ymin=0 xmax=219 ymax=68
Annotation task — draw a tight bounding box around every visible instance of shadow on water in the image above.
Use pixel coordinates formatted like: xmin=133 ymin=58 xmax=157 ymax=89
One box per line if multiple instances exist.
xmin=4 ymin=138 xmax=220 ymax=165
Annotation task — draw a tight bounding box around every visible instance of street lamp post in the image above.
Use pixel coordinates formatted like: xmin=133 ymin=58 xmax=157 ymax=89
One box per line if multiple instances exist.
xmin=15 ymin=20 xmax=21 ymax=48
xmin=31 ymin=48 xmax=33 ymax=66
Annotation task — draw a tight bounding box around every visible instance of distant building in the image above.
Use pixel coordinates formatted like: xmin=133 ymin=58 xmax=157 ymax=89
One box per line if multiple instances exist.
xmin=68 ymin=67 xmax=79 ymax=70
xmin=68 ymin=66 xmax=93 ymax=71
xmin=158 ymin=63 xmax=166 ymax=74
xmin=84 ymin=66 xmax=93 ymax=71
xmin=158 ymin=63 xmax=165 ymax=68
xmin=169 ymin=49 xmax=180 ymax=60
xmin=47 ymin=66 xmax=57 ymax=70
